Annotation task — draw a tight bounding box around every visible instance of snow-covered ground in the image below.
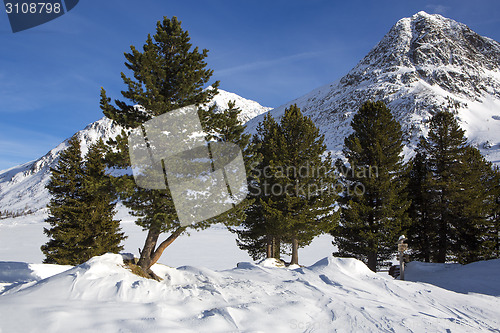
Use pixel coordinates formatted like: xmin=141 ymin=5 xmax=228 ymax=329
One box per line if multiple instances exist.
xmin=1 ymin=211 xmax=500 ymax=332
xmin=1 ymin=252 xmax=499 ymax=332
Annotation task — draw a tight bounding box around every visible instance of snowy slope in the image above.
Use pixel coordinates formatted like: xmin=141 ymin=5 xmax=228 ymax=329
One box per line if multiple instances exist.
xmin=405 ymin=259 xmax=500 ymax=296
xmin=0 ymin=117 xmax=122 ymax=214
xmin=0 ymin=90 xmax=270 ymax=214
xmin=246 ymin=11 xmax=500 ymax=164
xmin=0 ymin=253 xmax=499 ymax=332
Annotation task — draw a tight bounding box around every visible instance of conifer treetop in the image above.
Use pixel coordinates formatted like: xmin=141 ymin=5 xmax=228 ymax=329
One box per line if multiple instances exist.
xmin=101 ymin=16 xmax=219 ymax=128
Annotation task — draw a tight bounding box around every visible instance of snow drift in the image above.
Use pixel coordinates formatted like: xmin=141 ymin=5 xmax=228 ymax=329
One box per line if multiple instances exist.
xmin=1 ymin=253 xmax=499 ymax=332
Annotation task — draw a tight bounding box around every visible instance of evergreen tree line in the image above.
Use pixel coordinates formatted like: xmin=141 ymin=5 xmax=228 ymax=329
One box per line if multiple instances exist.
xmin=239 ymin=100 xmax=500 ymax=271
xmin=0 ymin=207 xmax=36 ymax=219
xmin=40 ymin=15 xmax=500 ymax=273
xmin=334 ymin=101 xmax=500 ymax=269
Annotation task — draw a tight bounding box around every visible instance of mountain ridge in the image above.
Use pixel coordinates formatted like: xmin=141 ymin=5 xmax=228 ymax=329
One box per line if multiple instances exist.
xmin=0 ymin=90 xmax=271 ymax=213
xmin=2 ymin=11 xmax=500 ymax=214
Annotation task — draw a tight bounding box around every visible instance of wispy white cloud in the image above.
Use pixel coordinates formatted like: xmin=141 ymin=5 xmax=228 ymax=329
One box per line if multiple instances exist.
xmin=425 ymin=4 xmax=450 ymax=15
xmin=216 ymin=52 xmax=321 ymax=77
xmin=0 ymin=125 xmax=63 ymax=170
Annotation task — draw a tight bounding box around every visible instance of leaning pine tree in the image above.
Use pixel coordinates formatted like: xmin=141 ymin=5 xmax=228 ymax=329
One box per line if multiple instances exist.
xmin=333 ymin=101 xmax=410 ymax=272
xmin=42 ymin=137 xmax=125 ymax=265
xmin=100 ymin=16 xmax=249 ymax=278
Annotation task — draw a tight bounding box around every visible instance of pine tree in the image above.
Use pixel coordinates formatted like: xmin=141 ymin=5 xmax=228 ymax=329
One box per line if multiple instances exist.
xmin=490 ymin=166 xmax=500 ymax=258
xmin=407 ymin=152 xmax=434 ymax=262
xmin=412 ymin=110 xmax=500 ymax=263
xmin=238 ymin=106 xmax=338 ymax=265
xmin=42 ymin=136 xmax=85 ymax=264
xmin=235 ymin=113 xmax=287 ymax=261
xmin=268 ymin=104 xmax=338 ymax=265
xmin=82 ymin=139 xmax=126 ymax=256
xmin=417 ymin=111 xmax=469 ymax=263
xmin=41 ymin=137 xmax=125 ymax=265
xmin=101 ymin=16 xmax=218 ymax=128
xmin=333 ymin=101 xmax=410 ymax=272
xmin=452 ymin=146 xmax=496 ymax=263
xmin=100 ymin=16 xmax=250 ymax=278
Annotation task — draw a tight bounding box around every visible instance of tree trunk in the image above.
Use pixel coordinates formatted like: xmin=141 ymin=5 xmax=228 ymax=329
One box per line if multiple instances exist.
xmin=149 ymin=226 xmax=186 ymax=266
xmin=266 ymin=235 xmax=272 ymax=258
xmin=273 ymin=237 xmax=281 ymax=260
xmin=367 ymin=251 xmax=377 ymax=272
xmin=137 ymin=225 xmax=186 ymax=279
xmin=436 ymin=217 xmax=447 ymax=263
xmin=290 ymin=236 xmax=299 ymax=265
xmin=137 ymin=225 xmax=161 ymax=271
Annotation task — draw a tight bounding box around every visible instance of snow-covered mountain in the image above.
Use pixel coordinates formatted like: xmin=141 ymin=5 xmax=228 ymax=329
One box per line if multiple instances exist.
xmin=0 ymin=90 xmax=270 ymax=214
xmin=247 ymin=11 xmax=500 ymax=163
xmin=3 ymin=11 xmax=500 ymax=214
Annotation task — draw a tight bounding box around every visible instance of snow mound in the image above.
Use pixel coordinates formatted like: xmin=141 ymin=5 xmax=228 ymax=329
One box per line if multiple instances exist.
xmin=308 ymin=256 xmax=375 ymax=277
xmin=405 ymin=259 xmax=500 ymax=296
xmin=257 ymin=258 xmax=285 ymax=268
xmin=1 ymin=254 xmax=500 ymax=332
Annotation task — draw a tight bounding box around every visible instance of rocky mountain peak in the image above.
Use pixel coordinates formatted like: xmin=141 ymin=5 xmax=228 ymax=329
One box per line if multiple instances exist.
xmin=344 ymin=11 xmax=500 ymax=101
xmin=246 ymin=11 xmax=500 ymax=166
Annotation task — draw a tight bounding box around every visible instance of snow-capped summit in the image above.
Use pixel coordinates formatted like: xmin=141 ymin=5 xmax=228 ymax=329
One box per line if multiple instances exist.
xmin=246 ymin=11 xmax=500 ymax=163
xmin=208 ymin=89 xmax=272 ymax=122
xmin=0 ymin=90 xmax=270 ymax=213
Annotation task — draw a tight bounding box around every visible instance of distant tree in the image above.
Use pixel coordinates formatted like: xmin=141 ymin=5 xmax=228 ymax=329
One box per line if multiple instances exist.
xmin=41 ymin=137 xmax=125 ymax=265
xmin=333 ymin=101 xmax=410 ymax=272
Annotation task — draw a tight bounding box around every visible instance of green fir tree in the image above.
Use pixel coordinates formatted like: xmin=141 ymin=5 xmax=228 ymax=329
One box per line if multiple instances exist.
xmin=415 ymin=111 xmax=499 ymax=263
xmin=236 ymin=113 xmax=287 ymax=261
xmin=41 ymin=137 xmax=125 ymax=265
xmin=238 ymin=106 xmax=338 ymax=265
xmin=333 ymin=101 xmax=410 ymax=272
xmin=407 ymin=152 xmax=434 ymax=262
xmin=82 ymin=139 xmax=125 ymax=257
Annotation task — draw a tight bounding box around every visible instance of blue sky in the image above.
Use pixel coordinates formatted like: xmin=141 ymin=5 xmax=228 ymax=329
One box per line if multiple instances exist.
xmin=1 ymin=0 xmax=500 ymax=171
